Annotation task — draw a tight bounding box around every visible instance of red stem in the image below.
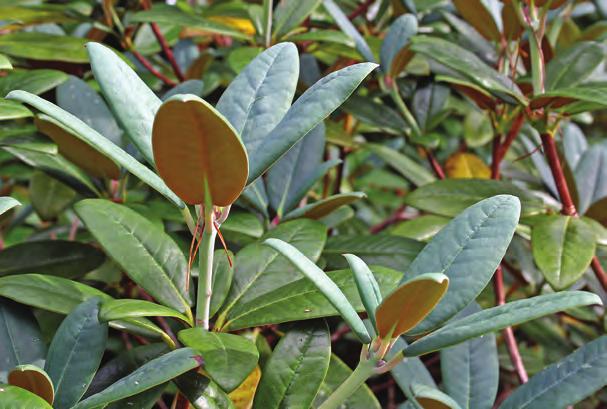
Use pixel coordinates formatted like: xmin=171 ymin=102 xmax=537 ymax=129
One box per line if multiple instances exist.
xmin=150 ymin=22 xmax=186 ymax=82
xmin=369 ymin=205 xmax=408 ymax=234
xmin=131 ymin=49 xmax=177 ymax=86
xmin=425 ymin=149 xmax=445 ymax=179
xmin=540 ymin=133 xmax=607 ymax=292
xmin=348 ymin=0 xmax=374 ymax=20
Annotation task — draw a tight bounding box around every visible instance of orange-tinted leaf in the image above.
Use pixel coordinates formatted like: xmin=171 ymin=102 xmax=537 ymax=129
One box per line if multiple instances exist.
xmin=445 ymin=152 xmax=491 ymax=179
xmin=8 ymin=364 xmax=54 ymax=405
xmin=375 ymin=273 xmax=448 ymax=338
xmin=453 ymin=0 xmax=500 ymax=41
xmin=152 ymin=94 xmax=248 ymax=206
xmin=502 ymin=1 xmax=523 ymax=40
xmin=208 ymin=16 xmax=256 ymax=35
xmin=34 ymin=115 xmax=121 ymax=179
xmin=228 ymin=365 xmax=261 ymax=409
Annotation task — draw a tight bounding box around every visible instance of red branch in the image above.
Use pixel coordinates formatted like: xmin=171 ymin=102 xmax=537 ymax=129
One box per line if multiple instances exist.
xmin=348 ymin=0 xmax=374 ymax=20
xmin=540 ymin=133 xmax=607 ymax=291
xmin=131 ymin=49 xmax=177 ymax=86
xmin=425 ymin=149 xmax=445 ymax=179
xmin=150 ymin=22 xmax=186 ymax=81
xmin=369 ymin=205 xmax=408 ymax=234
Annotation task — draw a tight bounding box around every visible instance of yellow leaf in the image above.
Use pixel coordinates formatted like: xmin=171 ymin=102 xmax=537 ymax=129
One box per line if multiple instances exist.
xmin=228 ymin=365 xmax=261 ymax=409
xmin=375 ymin=273 xmax=448 ymax=339
xmin=152 ymin=94 xmax=248 ymax=206
xmin=35 ymin=115 xmax=121 ymax=179
xmin=208 ymin=16 xmax=256 ymax=36
xmin=8 ymin=364 xmax=54 ymax=405
xmin=445 ymin=152 xmax=491 ymax=179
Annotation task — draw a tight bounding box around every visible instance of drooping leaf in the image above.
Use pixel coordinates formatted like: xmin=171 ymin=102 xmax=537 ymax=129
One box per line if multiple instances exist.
xmin=0 ymin=384 xmax=53 ymax=409
xmin=152 ymin=94 xmax=248 ymax=206
xmin=531 ymin=215 xmax=597 ymax=290
xmin=282 ymin=192 xmax=366 ymax=221
xmin=99 ymin=299 xmax=192 ymax=326
xmin=253 ymin=321 xmax=330 ymax=409
xmin=380 ymin=14 xmax=417 ymax=77
xmin=404 ymin=291 xmax=601 ymax=356
xmin=500 ymin=335 xmax=607 ymax=409
xmin=6 ymin=91 xmax=183 ymax=207
xmin=0 ymin=98 xmax=31 ymax=120
xmin=223 ymin=265 xmax=400 ymax=330
xmin=262 ymin=238 xmax=371 ymax=343
xmin=7 ymin=364 xmax=54 ymax=405
xmin=179 ymin=329 xmax=259 ymax=392
xmin=247 ymin=62 xmax=377 ymax=183
xmin=0 ymin=240 xmax=105 ymax=279
xmin=0 ymin=32 xmax=89 ymax=63
xmin=74 ymin=199 xmax=191 ymax=314
xmin=404 ymin=179 xmax=543 ymax=217
xmin=403 ymin=195 xmax=520 ymax=335
xmin=0 ymin=299 xmax=46 ymax=383
xmin=45 ymin=298 xmax=108 ymax=409
xmin=344 ymin=254 xmax=382 ymax=331
xmin=440 ymin=304 xmax=498 ymax=409
xmin=73 ymin=348 xmax=201 ymax=409
xmin=376 ymin=273 xmax=448 ymax=338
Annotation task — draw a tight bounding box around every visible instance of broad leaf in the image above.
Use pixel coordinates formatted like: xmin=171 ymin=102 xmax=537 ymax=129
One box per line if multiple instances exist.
xmin=263 ymin=238 xmax=371 ymax=343
xmin=0 ymin=98 xmax=31 ymax=120
xmin=0 ymin=32 xmax=89 ymax=63
xmin=344 ymin=254 xmax=382 ymax=331
xmin=404 ymin=291 xmax=601 ymax=356
xmin=6 ymin=91 xmax=184 ymax=207
xmin=575 ymin=144 xmax=607 ymax=214
xmin=29 ymin=171 xmax=76 ymax=220
xmin=7 ymin=364 xmax=54 ymax=405
xmin=366 ymin=143 xmax=436 ymax=187
xmin=376 ymin=273 xmax=448 ymax=338
xmin=390 ymin=215 xmax=450 ymax=242
xmin=403 ymin=195 xmax=520 ymax=335
xmin=0 ymin=384 xmax=53 ymax=409
xmin=86 ymin=42 xmax=160 ymax=164
xmin=253 ymin=321 xmax=330 ymax=409
xmin=411 ymin=384 xmax=462 ymax=409
xmin=500 ymin=335 xmax=607 ymax=409
xmin=273 ymin=0 xmax=321 ymax=39
xmin=445 ymin=152 xmax=491 ymax=179
xmin=210 ymin=250 xmax=234 ymax=318
xmin=179 ymin=329 xmax=259 ymax=392
xmin=73 ymin=348 xmax=201 ymax=409
xmin=45 ymin=298 xmax=108 ymax=409
xmin=75 ymin=199 xmax=191 ymax=314
xmin=0 ymin=299 xmax=46 ymax=382
xmin=452 ymin=0 xmax=500 ymax=41
xmin=229 ymin=365 xmax=261 ymax=409
xmin=99 ymin=299 xmax=192 ymax=326
xmin=0 ymin=240 xmax=104 ymax=279
xmin=175 ymin=372 xmax=234 ymax=409
xmin=0 ymin=69 xmax=67 ymax=97
xmin=531 ymin=215 xmax=596 ymax=289
xmin=0 ymin=196 xmax=19 ymax=216
xmin=545 ymin=42 xmax=605 ymax=90
xmin=248 ymin=62 xmax=377 ymax=182
xmin=152 ymin=94 xmax=248 ymax=206
xmin=380 ymin=14 xmax=417 ymax=77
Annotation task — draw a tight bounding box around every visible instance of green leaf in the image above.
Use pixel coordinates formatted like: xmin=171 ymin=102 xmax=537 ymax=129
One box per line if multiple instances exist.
xmin=411 ymin=383 xmax=462 ymax=409
xmin=323 ymin=234 xmax=424 ymax=271
xmin=390 ymin=215 xmax=450 ymax=242
xmin=6 ymin=91 xmax=184 ymax=207
xmin=131 ymin=6 xmax=249 ymax=40
xmin=99 ymin=299 xmax=192 ymax=326
xmin=179 ymin=329 xmax=259 ymax=392
xmin=545 ymin=42 xmax=606 ymax=90
xmin=267 ymin=124 xmax=334 ymax=216
xmin=283 ymin=192 xmax=366 ymax=221
xmin=248 ymin=62 xmax=377 ymax=183
xmin=314 ymin=354 xmax=381 ymax=409
xmin=262 ymin=238 xmax=371 ymax=343
xmin=0 ymin=196 xmax=19 ymax=216
xmin=323 ymin=0 xmax=376 ymax=63
xmin=45 ymin=298 xmax=108 ymax=409
xmin=253 ymin=321 xmax=330 ymax=409
xmin=0 ymin=32 xmax=89 ymax=63
xmin=343 ymin=95 xmax=407 ymax=132
xmin=500 ymin=335 xmax=607 ymax=409
xmin=366 ymin=143 xmax=436 ymax=187
xmin=0 ymin=299 xmax=46 ymax=383
xmin=74 ymin=199 xmax=191 ymax=314
xmin=391 ymin=339 xmax=436 ymax=396
xmin=404 ymin=291 xmax=601 ymax=356
xmin=440 ymin=304 xmax=498 ymax=409
xmin=413 ymin=83 xmax=449 ymax=134
xmin=404 ymin=179 xmax=543 ymax=217
xmin=152 ymin=94 xmax=248 ymax=206
xmin=222 ymin=266 xmax=400 ymax=331
xmin=217 ymin=44 xmax=298 ymax=169
xmin=575 ymin=144 xmax=607 ymax=214
xmin=73 ymin=348 xmax=201 ymax=409
xmin=344 ymin=254 xmax=382 ymax=331
xmin=531 ymin=215 xmax=597 ymax=290
xmin=0 ymin=240 xmax=105 ymax=279
xmin=273 ymin=0 xmax=321 ymax=39
xmin=285 ymin=30 xmax=354 ymax=46
xmin=175 ymin=372 xmax=234 ymax=409
xmin=452 ymin=0 xmax=500 ymax=41
xmin=0 ymin=53 xmax=12 ymax=70
xmin=410 ymin=36 xmax=526 ymax=105
xmin=219 ymin=219 xmax=326 ymax=320
xmin=376 ymin=273 xmax=448 ymax=338
xmin=0 ymin=98 xmax=31 ymax=121
xmin=7 ymin=364 xmax=54 ymax=405
xmin=0 ymin=384 xmax=53 ymax=408
xmin=380 ymin=14 xmax=417 ymax=77
xmin=531 ymin=84 xmax=607 ymax=112
xmin=29 ymin=171 xmax=76 ymax=221
xmin=221 ymin=213 xmax=264 ymax=240
xmin=210 ymin=250 xmax=234 ymax=318
xmin=0 ymin=69 xmax=67 ymax=97
xmin=403 ymin=195 xmax=520 ymax=335
xmin=86 ymin=42 xmax=159 ymax=164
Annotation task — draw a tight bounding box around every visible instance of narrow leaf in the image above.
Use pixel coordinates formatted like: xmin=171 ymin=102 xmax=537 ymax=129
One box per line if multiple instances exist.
xmin=344 ymin=254 xmax=382 ymax=331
